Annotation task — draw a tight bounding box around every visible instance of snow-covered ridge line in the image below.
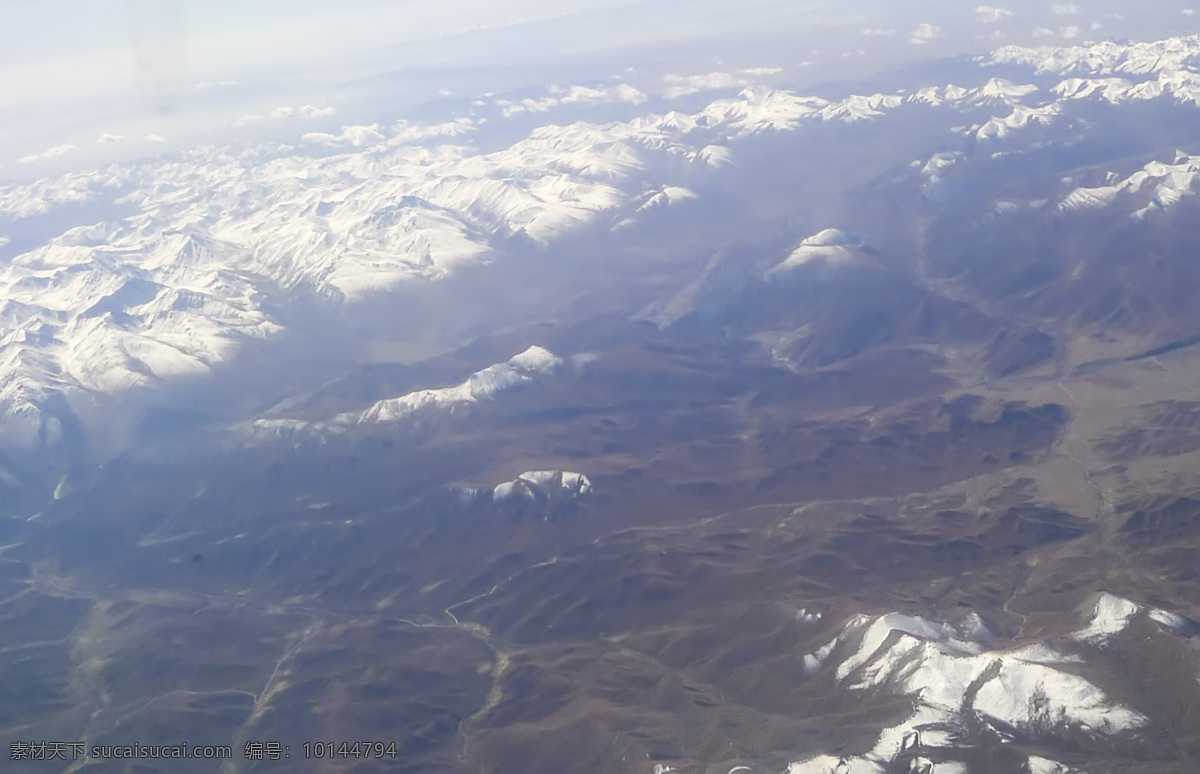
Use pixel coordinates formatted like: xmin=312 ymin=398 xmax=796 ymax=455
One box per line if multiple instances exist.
xmin=492 ymin=470 xmax=592 ymax=502
xmin=988 ymin=35 xmax=1200 ymax=77
xmin=245 ymin=346 xmax=563 ymax=439
xmin=339 ymin=345 xmax=562 ymax=425
xmin=786 ymin=593 xmax=1189 ymax=774
xmin=982 ymin=37 xmax=1200 ymax=119
xmin=1060 ymin=151 xmax=1200 ymax=217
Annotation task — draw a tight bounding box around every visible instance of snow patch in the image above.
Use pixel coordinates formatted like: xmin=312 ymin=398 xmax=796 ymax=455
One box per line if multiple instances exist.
xmin=974 ymin=660 xmax=1146 ymax=730
xmin=492 ymin=470 xmax=592 ymax=502
xmin=767 ymin=229 xmax=868 ymax=274
xmin=974 ymin=103 xmax=1061 ymax=139
xmin=794 ymin=596 xmax=1163 ymax=772
xmin=1027 ymin=755 xmax=1074 ymax=773
xmin=1060 ymin=153 xmax=1200 ymax=214
xmin=243 ymin=347 xmax=563 ymax=440
xmin=345 ymin=346 xmax=561 ymax=425
xmin=1075 ymin=592 xmax=1140 ymax=642
xmin=1148 ymin=608 xmax=1189 ymax=632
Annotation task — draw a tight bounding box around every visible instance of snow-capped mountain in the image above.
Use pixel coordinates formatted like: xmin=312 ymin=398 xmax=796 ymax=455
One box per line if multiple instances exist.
xmin=492 ymin=469 xmax=593 ymax=502
xmin=766 ymin=229 xmax=873 ymax=275
xmin=784 ymin=594 xmax=1193 ymax=774
xmin=1059 ymin=151 xmax=1200 ymax=216
xmin=989 ymin=35 xmax=1200 ymax=82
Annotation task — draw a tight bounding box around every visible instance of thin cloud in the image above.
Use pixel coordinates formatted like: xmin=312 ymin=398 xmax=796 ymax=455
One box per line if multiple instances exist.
xmin=302 ymin=124 xmax=384 ymax=147
xmin=16 ymin=143 xmax=78 ymax=164
xmin=269 ymin=105 xmax=334 ymax=119
xmin=1053 ymin=3 xmax=1081 ymax=14
xmin=558 ymin=84 xmax=647 ymax=105
xmin=497 ymin=96 xmax=558 ymax=117
xmin=975 ymin=6 xmax=1014 ymax=23
xmin=910 ymin=22 xmax=942 ymax=45
xmin=239 ymin=105 xmax=335 ymax=126
xmin=1033 ymin=25 xmax=1082 ymax=38
xmin=663 ymin=72 xmax=746 ymax=98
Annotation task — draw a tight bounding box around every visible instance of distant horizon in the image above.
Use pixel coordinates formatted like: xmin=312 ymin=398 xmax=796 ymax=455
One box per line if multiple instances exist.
xmin=4 ymin=0 xmax=1199 ymax=173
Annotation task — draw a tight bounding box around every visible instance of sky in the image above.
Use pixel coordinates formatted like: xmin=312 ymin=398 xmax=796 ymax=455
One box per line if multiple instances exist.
xmin=10 ymin=0 xmax=1196 ymax=106
xmin=0 ymin=0 xmax=654 ymax=105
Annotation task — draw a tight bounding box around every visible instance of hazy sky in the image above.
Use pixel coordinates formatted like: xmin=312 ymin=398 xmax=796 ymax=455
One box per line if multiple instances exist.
xmin=3 ymin=0 xmax=1200 ymax=176
xmin=1 ymin=0 xmax=659 ymax=104
xmin=4 ymin=0 xmax=1198 ymax=107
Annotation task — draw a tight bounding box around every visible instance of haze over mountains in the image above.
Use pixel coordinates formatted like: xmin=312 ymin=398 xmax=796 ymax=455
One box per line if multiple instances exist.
xmin=9 ymin=35 xmax=1200 ymax=472
xmin=5 ymin=13 xmax=1200 ymax=774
